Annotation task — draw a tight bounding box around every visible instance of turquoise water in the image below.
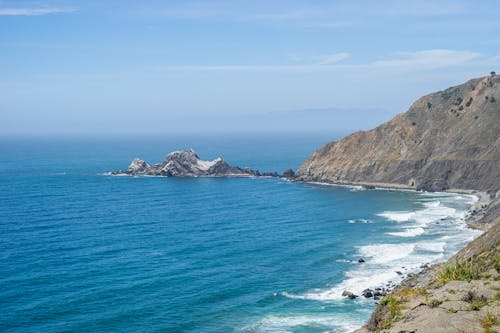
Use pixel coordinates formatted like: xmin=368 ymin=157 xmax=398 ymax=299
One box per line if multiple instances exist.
xmin=0 ymin=135 xmax=481 ymax=332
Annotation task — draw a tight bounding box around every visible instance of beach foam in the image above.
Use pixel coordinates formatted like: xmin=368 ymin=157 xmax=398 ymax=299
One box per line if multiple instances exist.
xmin=244 ymin=191 xmax=481 ymax=331
xmin=358 ymin=243 xmax=416 ymax=264
xmin=378 ymin=199 xmax=466 ymax=226
xmin=281 ymin=192 xmax=482 ymax=305
xmin=243 ymin=313 xmax=362 ymax=333
xmin=387 ymin=227 xmax=425 ymax=237
xmin=348 ymin=219 xmax=373 ymax=224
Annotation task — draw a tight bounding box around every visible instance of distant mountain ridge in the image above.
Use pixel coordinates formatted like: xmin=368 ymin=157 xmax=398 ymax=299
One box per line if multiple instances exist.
xmin=295 ymin=75 xmax=500 ymax=194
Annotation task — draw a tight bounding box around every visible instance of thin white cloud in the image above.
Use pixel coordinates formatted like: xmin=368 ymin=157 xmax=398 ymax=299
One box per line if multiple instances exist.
xmin=0 ymin=7 xmax=77 ymax=16
xmin=337 ymin=0 xmax=467 ymax=17
xmin=161 ymin=49 xmax=483 ymax=73
xmin=161 ymin=65 xmax=328 ymax=72
xmin=371 ymin=49 xmax=481 ymax=69
xmin=318 ymin=52 xmax=351 ymax=65
xmin=249 ymin=8 xmax=322 ymax=22
xmin=133 ymin=0 xmax=471 ymax=25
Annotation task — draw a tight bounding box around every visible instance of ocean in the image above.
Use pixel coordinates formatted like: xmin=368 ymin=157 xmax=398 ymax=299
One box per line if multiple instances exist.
xmin=0 ymin=134 xmax=481 ymax=333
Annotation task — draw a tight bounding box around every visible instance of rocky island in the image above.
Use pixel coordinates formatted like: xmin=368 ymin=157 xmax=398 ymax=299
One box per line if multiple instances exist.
xmin=111 ymin=149 xmax=263 ymax=177
xmin=291 ymin=75 xmax=499 ymax=333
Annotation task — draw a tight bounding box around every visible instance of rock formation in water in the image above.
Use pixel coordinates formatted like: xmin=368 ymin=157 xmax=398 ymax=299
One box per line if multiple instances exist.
xmin=295 ymin=75 xmax=500 ymax=194
xmin=112 ymin=149 xmax=260 ymax=177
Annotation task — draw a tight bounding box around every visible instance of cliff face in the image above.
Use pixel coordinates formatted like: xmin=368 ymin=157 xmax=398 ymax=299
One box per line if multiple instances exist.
xmin=296 ymin=76 xmax=500 ymax=193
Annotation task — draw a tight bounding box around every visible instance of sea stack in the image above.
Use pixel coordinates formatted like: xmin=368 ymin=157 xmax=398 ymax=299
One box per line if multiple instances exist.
xmin=112 ymin=149 xmax=261 ymax=177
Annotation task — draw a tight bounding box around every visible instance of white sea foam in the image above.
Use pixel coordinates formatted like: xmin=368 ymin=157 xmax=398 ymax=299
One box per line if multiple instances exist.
xmin=387 ymin=227 xmax=425 ymax=237
xmin=378 ymin=200 xmax=465 ymax=226
xmin=282 ymin=243 xmax=447 ymax=302
xmin=271 ymin=191 xmax=482 ymax=327
xmin=348 ymin=219 xmax=373 ymax=224
xmin=335 ymin=259 xmax=352 ymax=263
xmin=282 ymin=243 xmax=420 ymax=301
xmin=286 ymin=269 xmax=400 ymax=301
xmin=358 ymin=243 xmax=415 ymax=264
xmin=415 ymin=241 xmax=446 ymax=253
xmin=377 ymin=211 xmax=415 ymax=222
xmin=242 ymin=313 xmax=362 ymax=333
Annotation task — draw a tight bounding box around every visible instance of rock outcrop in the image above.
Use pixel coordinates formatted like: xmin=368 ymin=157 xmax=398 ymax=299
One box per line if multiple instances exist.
xmin=295 ymin=76 xmax=500 ymax=194
xmin=112 ymin=149 xmax=260 ymax=177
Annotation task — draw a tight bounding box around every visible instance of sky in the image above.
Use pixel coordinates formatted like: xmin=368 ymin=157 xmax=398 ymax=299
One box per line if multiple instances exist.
xmin=1 ymin=0 xmax=499 ymax=135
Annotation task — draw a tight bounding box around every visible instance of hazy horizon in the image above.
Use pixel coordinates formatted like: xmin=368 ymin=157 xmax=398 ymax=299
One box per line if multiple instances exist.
xmin=2 ymin=0 xmax=500 ymax=135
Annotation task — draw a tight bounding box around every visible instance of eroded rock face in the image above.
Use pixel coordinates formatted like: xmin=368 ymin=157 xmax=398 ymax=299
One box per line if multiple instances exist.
xmin=112 ymin=149 xmax=261 ymax=177
xmin=295 ymin=76 xmax=500 ymax=194
xmin=128 ymin=158 xmax=150 ymax=174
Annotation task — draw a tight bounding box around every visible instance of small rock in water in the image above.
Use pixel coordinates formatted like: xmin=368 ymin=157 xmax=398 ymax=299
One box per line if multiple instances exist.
xmin=358 ymin=258 xmax=365 ymax=263
xmin=341 ymin=290 xmax=358 ymax=299
xmin=396 ymin=271 xmax=403 ymax=275
xmin=362 ymin=289 xmax=373 ymax=298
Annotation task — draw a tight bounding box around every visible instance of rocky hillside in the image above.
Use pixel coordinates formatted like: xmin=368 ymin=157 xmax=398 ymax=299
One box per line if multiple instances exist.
xmin=295 ymin=75 xmax=500 ymax=194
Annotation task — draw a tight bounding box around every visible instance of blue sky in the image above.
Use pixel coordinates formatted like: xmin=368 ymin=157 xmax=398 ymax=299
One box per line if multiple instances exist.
xmin=1 ymin=0 xmax=499 ymax=135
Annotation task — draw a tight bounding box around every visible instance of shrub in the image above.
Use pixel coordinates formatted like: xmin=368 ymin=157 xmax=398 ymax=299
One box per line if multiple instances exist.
xmin=461 ymin=291 xmax=487 ymax=303
xmin=480 ymin=312 xmax=498 ymax=333
xmin=394 ymin=287 xmax=426 ymax=299
xmin=465 ymin=97 xmax=473 ymax=107
xmin=438 ymin=260 xmax=482 ymax=282
xmin=381 ymin=295 xmax=401 ymax=318
xmin=462 ymin=291 xmax=489 ymax=310
xmin=428 ymin=298 xmax=442 ymax=308
xmin=470 ymin=300 xmax=487 ymax=310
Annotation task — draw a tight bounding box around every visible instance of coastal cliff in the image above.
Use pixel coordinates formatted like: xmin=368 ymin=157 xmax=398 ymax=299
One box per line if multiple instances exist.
xmin=295 ymin=76 xmax=500 ymax=333
xmin=295 ymin=76 xmax=500 ymax=195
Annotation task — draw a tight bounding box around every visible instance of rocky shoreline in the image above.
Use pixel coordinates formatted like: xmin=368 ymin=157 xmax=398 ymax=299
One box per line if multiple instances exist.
xmin=352 ymin=195 xmax=499 ymax=333
xmin=306 ymin=183 xmax=494 ymax=301
xmin=291 ymin=181 xmax=498 ymax=332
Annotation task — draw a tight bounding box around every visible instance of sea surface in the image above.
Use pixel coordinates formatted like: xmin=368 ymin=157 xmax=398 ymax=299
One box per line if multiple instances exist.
xmin=0 ymin=134 xmax=481 ymax=333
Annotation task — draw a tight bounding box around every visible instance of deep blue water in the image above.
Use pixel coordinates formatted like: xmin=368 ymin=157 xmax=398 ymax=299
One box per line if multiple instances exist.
xmin=0 ymin=135 xmax=481 ymax=333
